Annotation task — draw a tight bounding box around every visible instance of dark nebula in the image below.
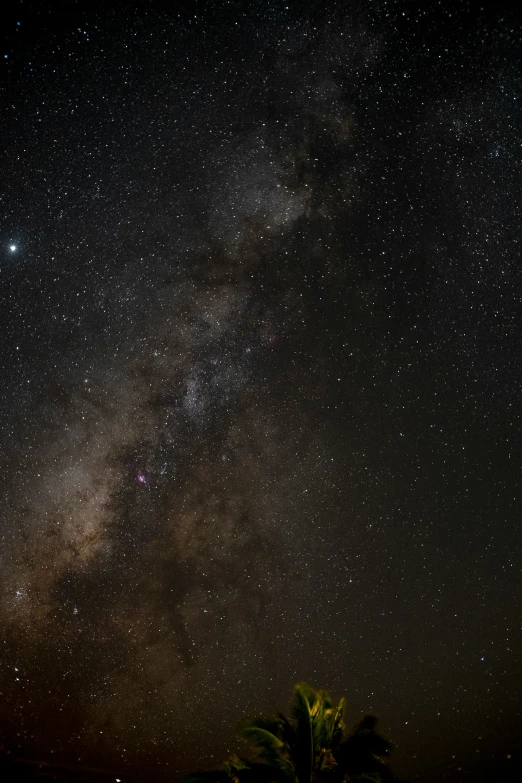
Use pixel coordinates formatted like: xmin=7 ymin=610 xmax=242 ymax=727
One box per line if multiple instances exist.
xmin=0 ymin=2 xmax=520 ymax=782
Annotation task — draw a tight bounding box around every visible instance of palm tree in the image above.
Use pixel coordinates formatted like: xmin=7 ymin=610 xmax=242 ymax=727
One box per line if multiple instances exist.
xmin=238 ymin=682 xmax=345 ymax=783
xmin=181 ymin=683 xmax=395 ymax=783
xmin=238 ymin=684 xmax=394 ymax=783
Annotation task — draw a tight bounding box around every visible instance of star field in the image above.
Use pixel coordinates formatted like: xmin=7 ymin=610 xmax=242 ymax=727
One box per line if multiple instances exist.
xmin=0 ymin=2 xmax=521 ymax=782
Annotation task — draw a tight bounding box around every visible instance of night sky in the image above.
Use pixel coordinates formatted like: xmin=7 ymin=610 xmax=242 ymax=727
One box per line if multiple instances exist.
xmin=0 ymin=1 xmax=521 ymax=782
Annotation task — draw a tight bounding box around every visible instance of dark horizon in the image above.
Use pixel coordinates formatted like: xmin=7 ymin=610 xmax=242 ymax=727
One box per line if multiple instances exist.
xmin=1 ymin=1 xmax=521 ymax=782
xmin=0 ymin=741 xmax=521 ymax=783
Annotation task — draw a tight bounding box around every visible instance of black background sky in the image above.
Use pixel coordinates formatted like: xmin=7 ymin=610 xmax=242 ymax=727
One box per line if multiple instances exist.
xmin=0 ymin=1 xmax=521 ymax=782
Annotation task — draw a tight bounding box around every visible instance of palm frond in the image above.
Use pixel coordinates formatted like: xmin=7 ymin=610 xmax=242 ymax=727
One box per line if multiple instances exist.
xmin=239 ymin=715 xmax=286 ymax=737
xmin=239 ymin=726 xmax=295 ymax=783
xmin=222 ymin=756 xmax=251 ymax=776
xmin=276 ymin=711 xmax=296 ymax=746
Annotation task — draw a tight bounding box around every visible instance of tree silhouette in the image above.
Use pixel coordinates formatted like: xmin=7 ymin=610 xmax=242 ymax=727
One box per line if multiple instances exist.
xmin=238 ymin=682 xmax=345 ymax=783
xmin=181 ymin=683 xmax=396 ymax=783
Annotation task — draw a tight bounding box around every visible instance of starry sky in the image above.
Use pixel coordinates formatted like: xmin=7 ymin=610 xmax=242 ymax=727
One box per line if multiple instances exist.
xmin=0 ymin=1 xmax=521 ymax=782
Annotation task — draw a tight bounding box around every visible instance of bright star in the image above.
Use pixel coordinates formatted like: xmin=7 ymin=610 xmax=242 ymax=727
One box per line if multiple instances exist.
xmin=9 ymin=245 xmax=16 ymax=252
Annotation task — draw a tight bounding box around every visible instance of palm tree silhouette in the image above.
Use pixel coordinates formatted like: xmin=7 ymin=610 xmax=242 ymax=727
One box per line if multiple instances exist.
xmin=239 ymin=682 xmax=394 ymax=783
xmin=239 ymin=682 xmax=344 ymax=783
xmin=181 ymin=683 xmax=395 ymax=783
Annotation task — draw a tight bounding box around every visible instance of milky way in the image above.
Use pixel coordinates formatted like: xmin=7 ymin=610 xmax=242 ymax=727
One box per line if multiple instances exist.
xmin=0 ymin=3 xmax=521 ymax=782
